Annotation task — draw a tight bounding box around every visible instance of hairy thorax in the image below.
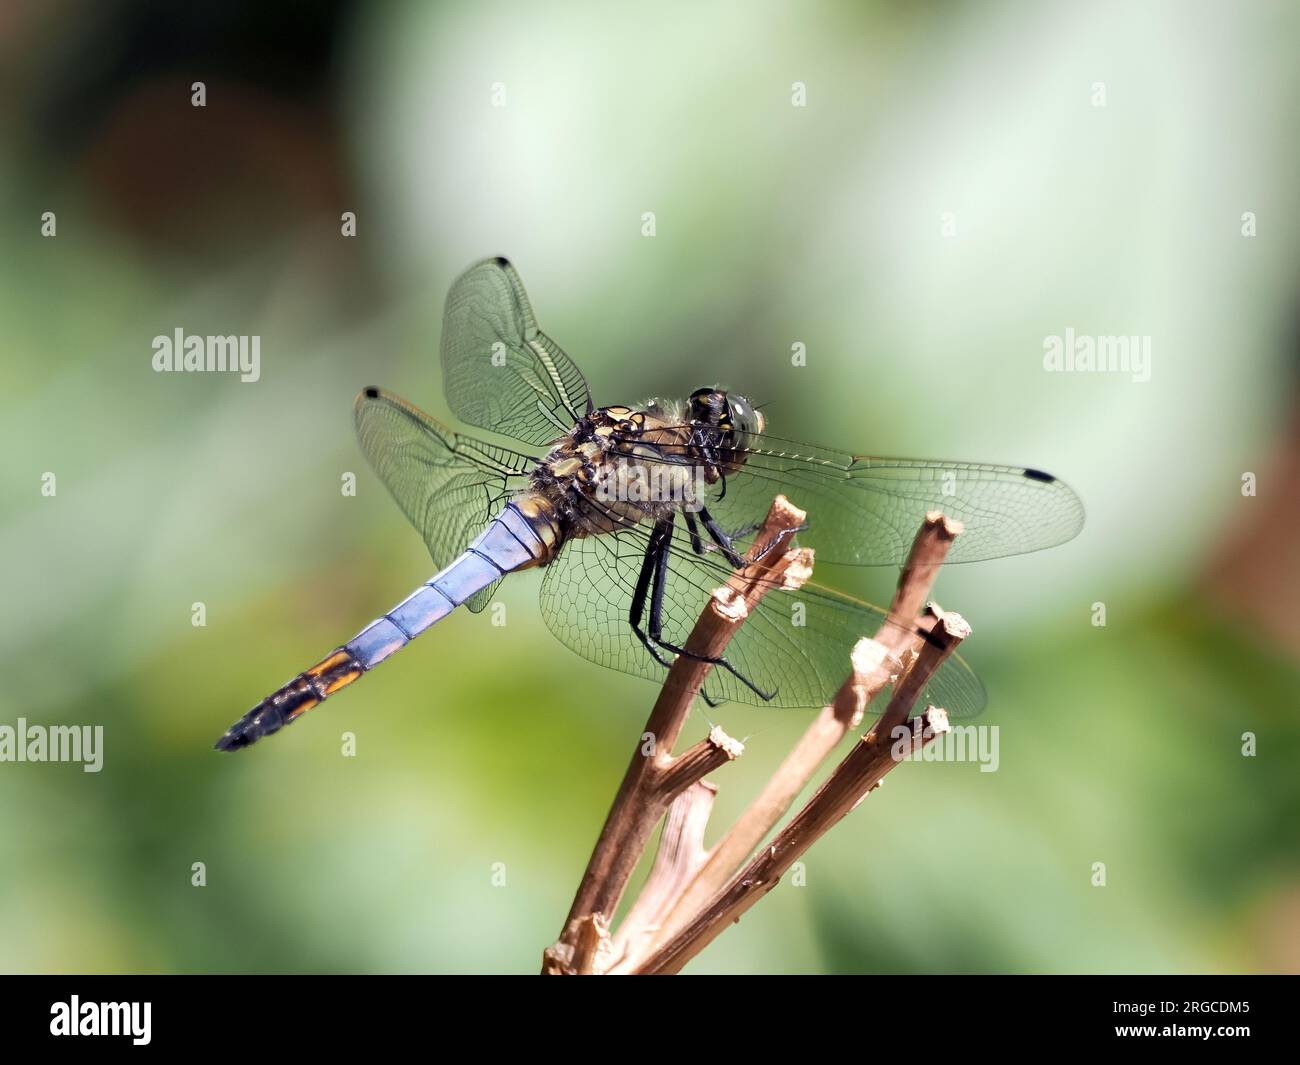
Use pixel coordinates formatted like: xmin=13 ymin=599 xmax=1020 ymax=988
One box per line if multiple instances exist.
xmin=529 ymin=405 xmax=709 ymax=538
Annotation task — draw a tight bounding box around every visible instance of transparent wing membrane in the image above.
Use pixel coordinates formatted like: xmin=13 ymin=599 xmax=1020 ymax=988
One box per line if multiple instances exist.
xmin=538 ymin=494 xmax=985 ymax=715
xmin=609 ymin=426 xmax=1085 ymax=565
xmin=353 ymin=387 xmax=535 ymax=611
xmin=440 ymin=257 xmax=593 ymax=446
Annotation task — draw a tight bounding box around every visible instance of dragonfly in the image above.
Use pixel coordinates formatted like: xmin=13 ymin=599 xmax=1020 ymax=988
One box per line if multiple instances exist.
xmin=215 ymin=257 xmax=1084 ymax=751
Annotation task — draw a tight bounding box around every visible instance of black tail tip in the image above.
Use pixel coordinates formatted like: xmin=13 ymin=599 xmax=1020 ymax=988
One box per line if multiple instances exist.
xmin=213 ymin=729 xmax=250 ymax=752
xmin=214 ymin=700 xmax=290 ymax=752
xmin=214 ymin=713 xmax=268 ymax=751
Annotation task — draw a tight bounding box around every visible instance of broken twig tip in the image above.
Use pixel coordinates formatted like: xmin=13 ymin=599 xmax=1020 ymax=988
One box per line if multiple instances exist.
xmin=939 ymin=611 xmax=972 ymax=640
xmin=922 ymin=706 xmax=952 ymax=735
xmin=923 ymin=510 xmax=964 ymax=534
xmin=711 ymin=586 xmax=749 ymax=622
xmin=849 ymin=637 xmax=889 ymax=677
xmin=780 ymin=548 xmax=815 ymax=589
xmin=769 ymin=494 xmax=807 ymax=529
xmin=707 ymin=725 xmax=745 ymax=760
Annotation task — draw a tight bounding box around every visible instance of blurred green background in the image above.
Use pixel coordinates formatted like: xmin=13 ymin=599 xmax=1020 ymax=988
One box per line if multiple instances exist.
xmin=2 ymin=0 xmax=1298 ymax=974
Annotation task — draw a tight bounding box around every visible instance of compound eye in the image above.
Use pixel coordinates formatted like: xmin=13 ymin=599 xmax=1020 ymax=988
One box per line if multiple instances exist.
xmin=688 ymin=388 xmax=718 ymax=421
xmin=725 ymin=393 xmax=762 ymax=435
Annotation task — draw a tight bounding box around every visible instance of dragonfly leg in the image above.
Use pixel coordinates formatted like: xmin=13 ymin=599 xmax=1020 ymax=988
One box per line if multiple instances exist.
xmin=745 ymin=519 xmax=809 ymax=564
xmin=653 ymin=627 xmax=777 ymax=701
xmin=686 ymin=510 xmax=798 ymax=566
xmin=696 ymin=506 xmax=746 ymax=567
xmin=628 ymin=519 xmax=676 ymax=669
xmin=647 ymin=516 xmax=776 ymax=702
xmin=683 ymin=510 xmax=707 ymax=555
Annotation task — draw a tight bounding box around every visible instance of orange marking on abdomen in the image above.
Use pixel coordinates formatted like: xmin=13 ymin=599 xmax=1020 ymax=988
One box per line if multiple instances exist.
xmin=285 ymin=693 xmax=321 ymax=720
xmin=306 ymin=649 xmax=353 ymax=677
xmin=322 ymin=668 xmax=362 ymax=696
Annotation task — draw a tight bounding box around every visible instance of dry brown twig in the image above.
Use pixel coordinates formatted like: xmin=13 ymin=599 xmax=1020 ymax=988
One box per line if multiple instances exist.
xmin=542 ymin=497 xmax=967 ymax=976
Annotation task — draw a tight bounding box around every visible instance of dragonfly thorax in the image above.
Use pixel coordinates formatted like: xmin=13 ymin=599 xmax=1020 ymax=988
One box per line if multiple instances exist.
xmin=529 ymin=402 xmax=743 ymax=539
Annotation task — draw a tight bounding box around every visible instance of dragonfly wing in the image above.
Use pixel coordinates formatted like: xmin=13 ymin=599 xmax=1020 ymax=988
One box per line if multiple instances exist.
xmin=441 ymin=257 xmax=593 ymax=446
xmin=354 ymin=387 xmax=535 ymax=612
xmin=538 ymin=504 xmax=985 ymax=715
xmin=611 ymin=428 xmax=1084 ymax=565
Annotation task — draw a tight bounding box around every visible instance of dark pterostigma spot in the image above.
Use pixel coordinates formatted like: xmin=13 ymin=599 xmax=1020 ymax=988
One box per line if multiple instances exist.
xmin=363 ymin=386 xmax=379 ymax=398
xmin=1022 ymin=468 xmax=1055 ymax=483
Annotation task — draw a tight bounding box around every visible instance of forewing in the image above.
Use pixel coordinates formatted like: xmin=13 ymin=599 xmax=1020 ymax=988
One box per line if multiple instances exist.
xmin=538 ymin=507 xmax=984 ymax=715
xmin=354 ymin=387 xmax=535 ymax=611
xmin=441 ymin=257 xmax=593 ymax=446
xmin=612 ymin=427 xmax=1085 ymax=565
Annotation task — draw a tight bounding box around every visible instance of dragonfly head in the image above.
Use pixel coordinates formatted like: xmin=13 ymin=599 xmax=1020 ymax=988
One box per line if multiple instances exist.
xmin=688 ymin=387 xmax=765 ymax=437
